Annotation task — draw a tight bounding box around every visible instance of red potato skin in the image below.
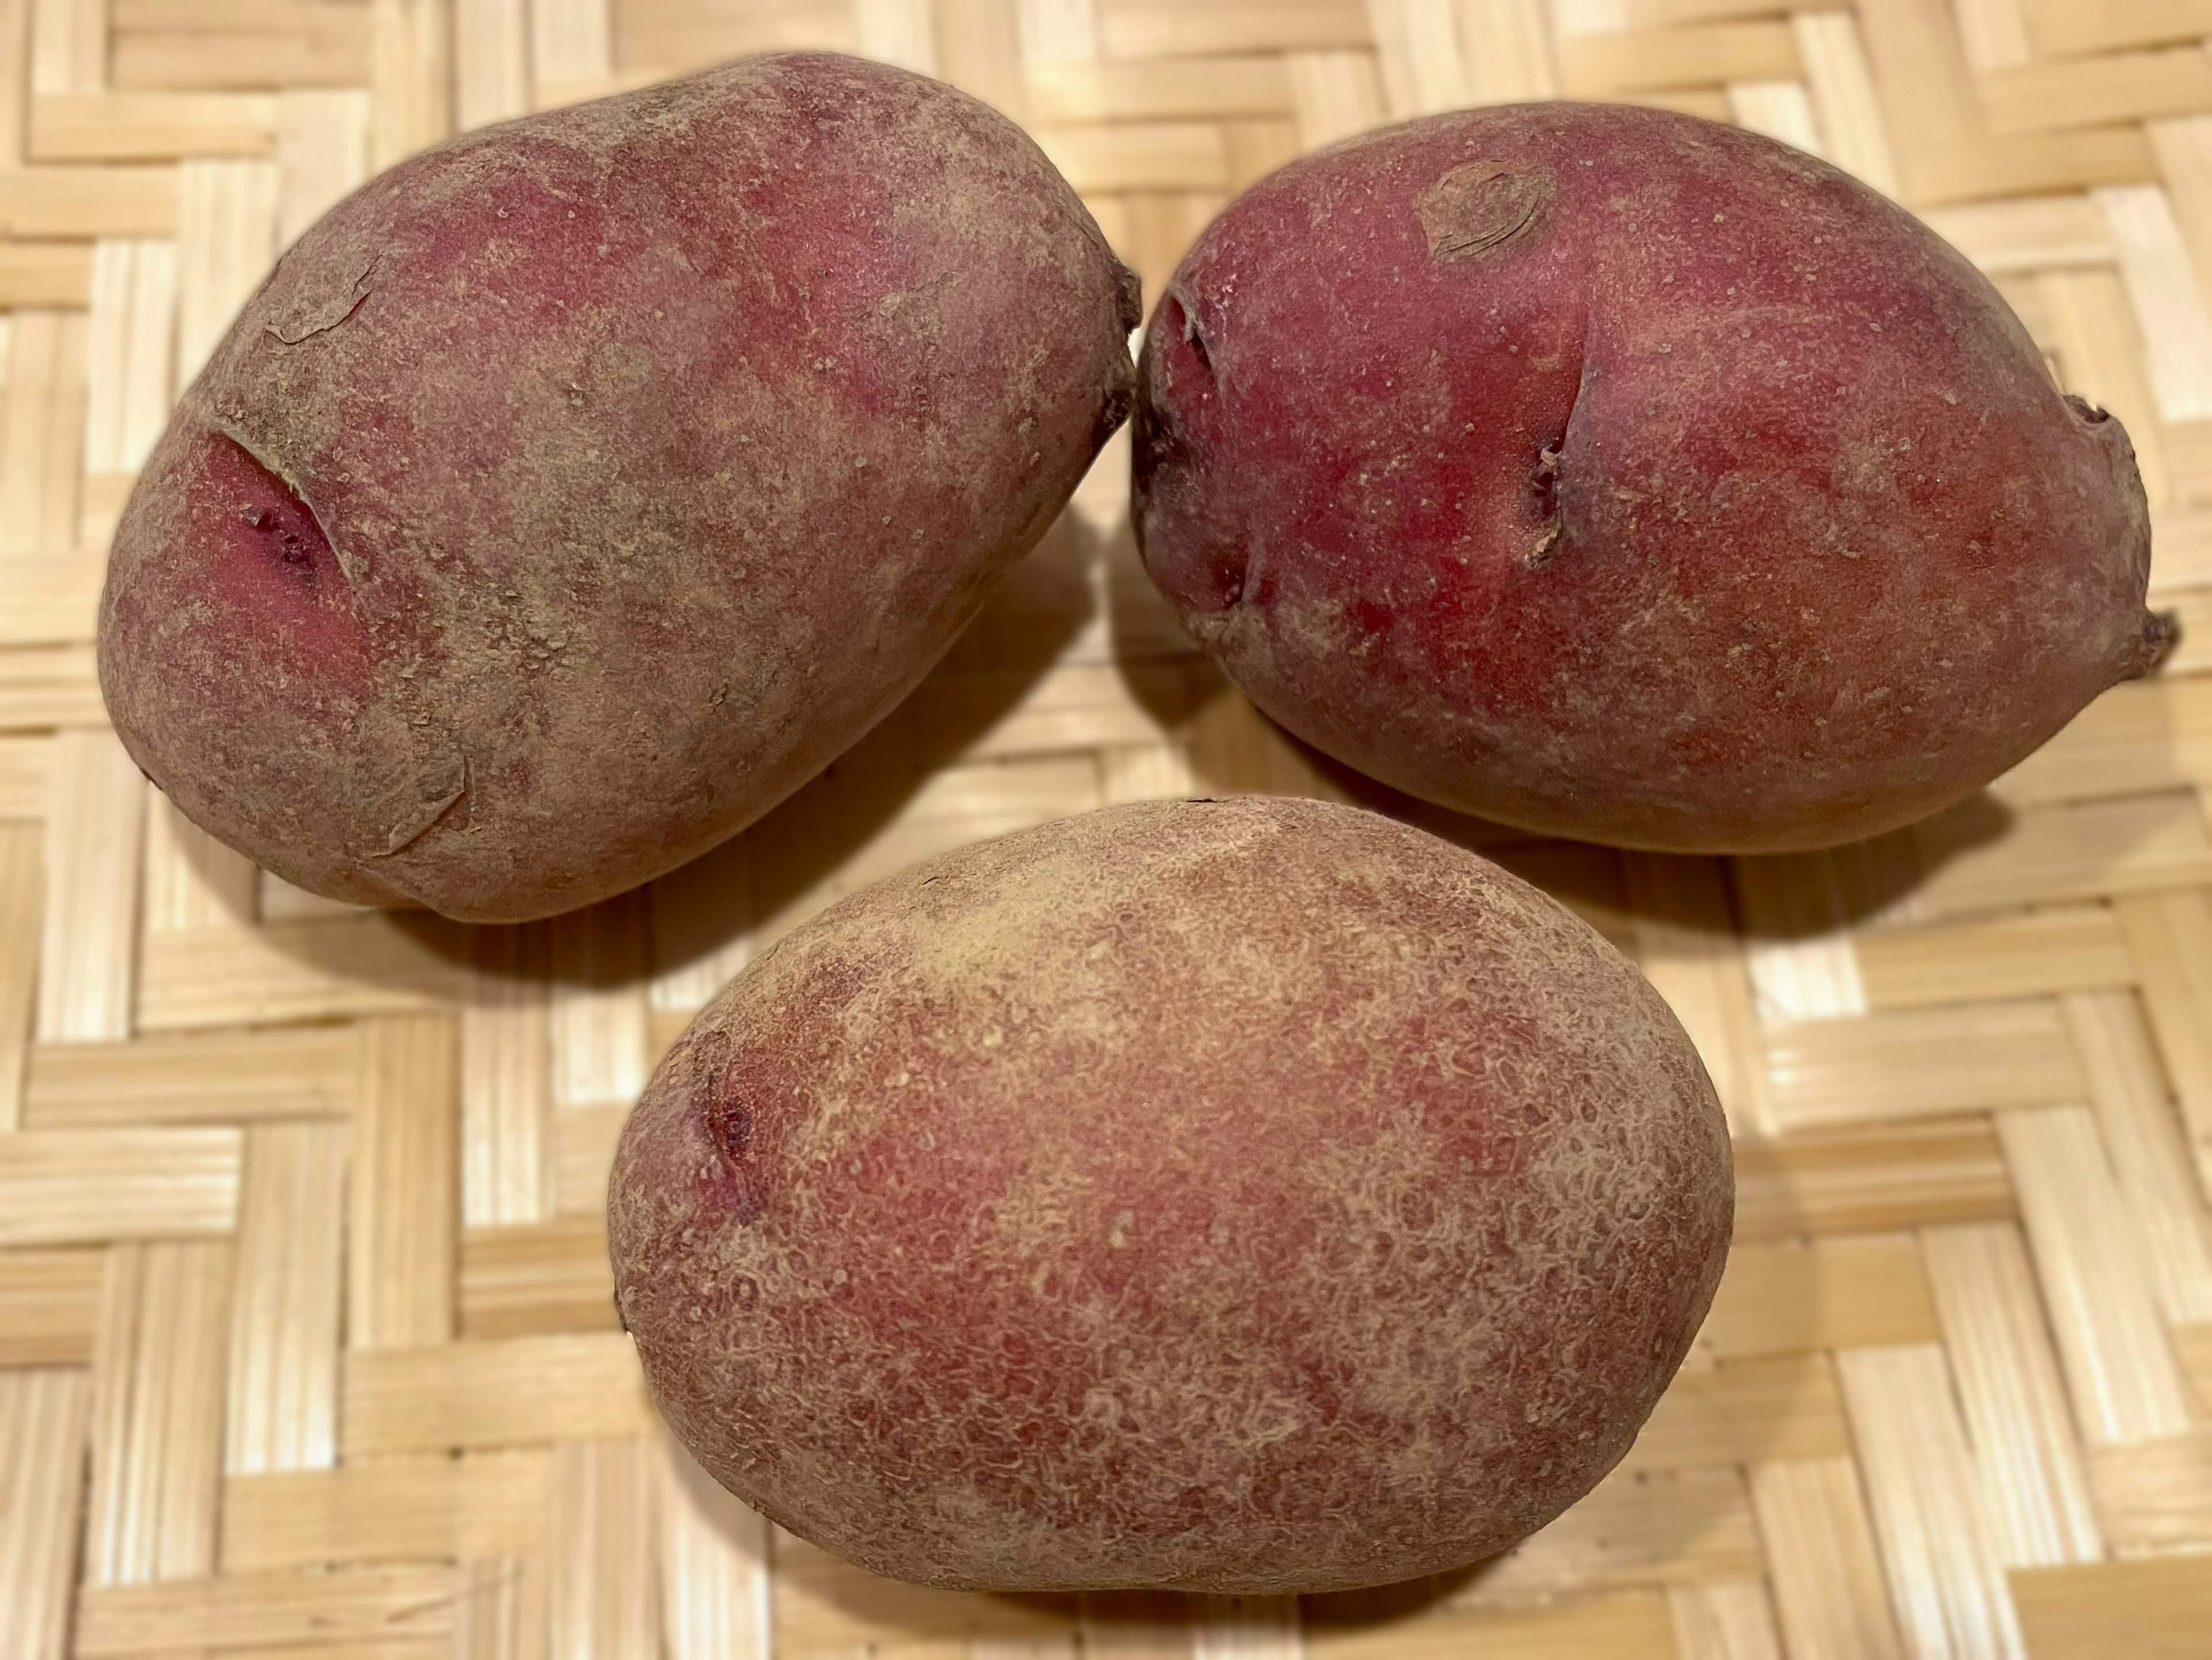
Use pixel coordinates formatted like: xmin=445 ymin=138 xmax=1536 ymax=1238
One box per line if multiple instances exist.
xmin=1134 ymin=105 xmax=2164 ymax=852
xmin=608 ymin=797 xmax=1733 ymax=1593
xmin=98 ymin=52 xmax=1139 ymax=922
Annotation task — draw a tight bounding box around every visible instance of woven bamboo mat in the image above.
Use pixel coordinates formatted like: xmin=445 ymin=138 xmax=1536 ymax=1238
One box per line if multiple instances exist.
xmin=4 ymin=2 xmax=2212 ymax=1657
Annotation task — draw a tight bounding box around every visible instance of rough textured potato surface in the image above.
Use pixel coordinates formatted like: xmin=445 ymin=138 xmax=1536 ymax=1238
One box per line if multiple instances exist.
xmin=1135 ymin=104 xmax=2163 ymax=852
xmin=609 ymin=797 xmax=1733 ymax=1593
xmin=99 ymin=51 xmax=1139 ymax=922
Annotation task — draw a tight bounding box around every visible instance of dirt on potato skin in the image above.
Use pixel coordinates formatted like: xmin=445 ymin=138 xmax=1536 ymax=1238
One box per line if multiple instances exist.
xmin=99 ymin=51 xmax=1141 ymax=923
xmin=609 ymin=796 xmax=1733 ymax=1594
xmin=1134 ymin=103 xmax=2162 ymax=854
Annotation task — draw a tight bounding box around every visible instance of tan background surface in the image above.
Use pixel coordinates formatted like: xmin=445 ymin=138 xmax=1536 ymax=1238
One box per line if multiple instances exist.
xmin=5 ymin=1 xmax=2212 ymax=1657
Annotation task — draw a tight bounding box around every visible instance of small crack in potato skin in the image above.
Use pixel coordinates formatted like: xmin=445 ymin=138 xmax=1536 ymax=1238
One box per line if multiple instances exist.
xmin=97 ymin=51 xmax=1140 ymax=922
xmin=1134 ymin=104 xmax=2161 ymax=854
xmin=609 ymin=797 xmax=1733 ymax=1594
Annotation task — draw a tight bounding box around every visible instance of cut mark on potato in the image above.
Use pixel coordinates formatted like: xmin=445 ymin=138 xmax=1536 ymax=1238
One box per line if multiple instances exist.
xmin=1418 ymin=162 xmax=1551 ymax=263
xmin=266 ymin=255 xmax=378 ymax=346
xmin=353 ymin=748 xmax=468 ymax=859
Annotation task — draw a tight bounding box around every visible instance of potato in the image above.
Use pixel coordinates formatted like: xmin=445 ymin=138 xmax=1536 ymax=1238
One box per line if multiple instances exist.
xmin=99 ymin=52 xmax=1139 ymax=923
xmin=1134 ymin=105 xmax=2164 ymax=852
xmin=609 ymin=797 xmax=1732 ymax=1593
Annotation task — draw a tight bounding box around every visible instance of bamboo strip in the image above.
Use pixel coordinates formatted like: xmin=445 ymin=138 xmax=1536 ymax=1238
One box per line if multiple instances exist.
xmin=274 ymin=87 xmax=371 ymax=246
xmin=1449 ymin=1465 xmax=1762 ymax=1606
xmin=462 ymin=922 xmax=554 ymax=1228
xmin=454 ymin=0 xmax=532 ymax=130
xmin=1992 ymin=678 xmax=2212 ymax=807
xmin=0 ymin=307 xmax=87 ymax=554
xmin=225 ymin=1120 xmax=347 ymax=1475
xmin=2009 ymin=1555 xmax=2212 ymax=1659
xmin=73 ymin=1566 xmax=462 ymax=1657
xmin=24 ymin=1023 xmax=357 ymax=1129
xmin=2101 ymin=183 xmax=2212 ymax=424
xmin=1622 ymin=853 xmax=1777 ymax=1138
xmin=1984 ymin=51 xmax=2212 ymax=141
xmin=1763 ymin=1000 xmax=2084 ymax=1132
xmin=1733 ymin=1119 xmax=2015 ymax=1242
xmin=1835 ymin=1345 xmax=2026 ymax=1660
xmin=549 ymin=895 xmax=651 ymax=1110
xmin=369 ymin=0 xmax=454 ymax=168
xmin=1303 ymin=1592 xmax=1677 ymax=1659
xmin=1919 ymin=1225 xmax=2104 ymax=1568
xmin=459 ymin=1214 xmax=617 ymax=1340
xmin=1793 ymin=10 xmax=1900 ymax=198
xmin=1027 ymin=54 xmax=1291 ymax=123
xmin=1622 ymin=1355 xmax=1851 ymax=1472
xmin=2061 ymin=989 xmax=2212 ymax=1324
xmin=1853 ymin=909 xmax=2133 ymax=1012
xmin=0 ymin=1125 xmax=240 ymax=1246
xmin=2180 ymin=1321 xmax=2212 ymax=1411
xmin=1285 ymin=49 xmax=1388 ymax=152
xmin=0 ymin=1245 xmax=101 ymax=1363
xmin=142 ymin=785 xmax=258 ymax=934
xmin=2113 ymin=890 xmax=2212 ymax=1197
xmin=1557 ymin=21 xmax=1797 ymax=99
xmin=81 ymin=237 xmax=177 ymax=493
xmin=0 ymin=1366 xmax=93 ymax=1660
xmin=37 ymin=728 xmax=141 ymax=1045
xmin=1995 ymin=1104 xmax=2197 ymax=1446
xmin=1908 ymin=792 xmax=2212 ymax=918
xmin=173 ymin=157 xmax=278 ymax=385
xmin=2084 ymin=1429 xmax=2212 ymax=1551
xmin=0 ymin=166 xmax=179 ymax=237
xmin=2040 ymin=266 xmax=2175 ymax=506
xmin=854 ymin=0 xmax=936 ymax=76
xmin=1700 ymin=1235 xmax=1941 ymax=1360
xmin=349 ymin=1013 xmax=460 ymax=1351
xmin=452 ymin=1551 xmax=550 ymax=1660
xmin=1457 ymin=0 xmax=1560 ymax=103
xmin=0 ymin=240 xmax=89 ymax=306
xmin=0 ymin=732 xmax=46 ymax=814
xmin=1099 ymin=0 xmax=1372 ymax=60
xmin=1667 ymin=1578 xmax=1785 ymax=1660
xmin=658 ymin=1431 xmax=773 ymax=1660
xmin=2021 ymin=0 xmax=2212 ymax=59
xmin=774 ymin=1525 xmax=1080 ymax=1651
xmin=554 ymin=1098 xmax=627 ymax=1216
xmin=86 ymin=1239 xmax=234 ymax=1587
xmin=0 ymin=818 xmax=41 ymax=1130
xmin=222 ymin=1450 xmax=551 ymax=1571
xmin=135 ymin=914 xmax=472 ymax=1031
xmin=1369 ymin=0 xmax=1475 ymax=118
xmin=0 ymin=643 xmax=105 ymax=731
xmin=1748 ymin=1458 xmax=1907 ymax=1660
xmin=0 ymin=550 xmax=100 ymax=646
xmin=646 ymin=839 xmax=751 ymax=1018
xmin=31 ymin=91 xmax=276 ymax=161
xmin=341 ymin=1333 xmax=654 ymax=1458
xmin=550 ymin=1437 xmax=662 ymax=1660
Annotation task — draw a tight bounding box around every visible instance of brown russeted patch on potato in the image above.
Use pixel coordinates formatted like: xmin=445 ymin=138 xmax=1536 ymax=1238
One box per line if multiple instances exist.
xmin=99 ymin=51 xmax=1140 ymax=922
xmin=608 ymin=796 xmax=1733 ymax=1594
xmin=1134 ymin=103 xmax=2164 ymax=854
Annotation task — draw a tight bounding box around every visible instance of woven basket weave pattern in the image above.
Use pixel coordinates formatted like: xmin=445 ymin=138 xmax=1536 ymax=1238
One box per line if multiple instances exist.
xmin=4 ymin=2 xmax=2212 ymax=1657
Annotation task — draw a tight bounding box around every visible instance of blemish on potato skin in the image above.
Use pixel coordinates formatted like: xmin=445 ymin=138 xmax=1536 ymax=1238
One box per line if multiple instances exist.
xmin=609 ymin=797 xmax=1732 ymax=1594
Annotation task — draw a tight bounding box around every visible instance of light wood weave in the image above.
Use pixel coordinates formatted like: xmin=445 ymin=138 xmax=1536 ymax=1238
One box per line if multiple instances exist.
xmin=5 ymin=2 xmax=2212 ymax=1657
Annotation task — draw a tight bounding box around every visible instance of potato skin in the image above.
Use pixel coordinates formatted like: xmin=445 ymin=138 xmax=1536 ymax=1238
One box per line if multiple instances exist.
xmin=98 ymin=52 xmax=1139 ymax=922
xmin=1134 ymin=105 xmax=2164 ymax=852
xmin=609 ymin=797 xmax=1732 ymax=1593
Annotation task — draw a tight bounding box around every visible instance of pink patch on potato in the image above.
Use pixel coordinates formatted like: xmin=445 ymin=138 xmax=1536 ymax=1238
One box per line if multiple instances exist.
xmin=1134 ymin=104 xmax=2162 ymax=852
xmin=609 ymin=797 xmax=1733 ymax=1593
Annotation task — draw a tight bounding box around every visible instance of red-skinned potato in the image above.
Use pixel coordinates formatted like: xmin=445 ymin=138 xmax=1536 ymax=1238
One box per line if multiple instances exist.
xmin=99 ymin=52 xmax=1139 ymax=923
xmin=609 ymin=796 xmax=1733 ymax=1593
xmin=1134 ymin=104 xmax=2164 ymax=852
